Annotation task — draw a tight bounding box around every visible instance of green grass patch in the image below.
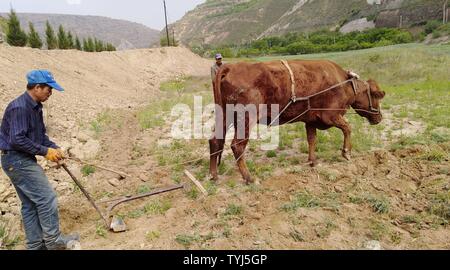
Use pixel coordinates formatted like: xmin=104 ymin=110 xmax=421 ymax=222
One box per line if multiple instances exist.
xmin=428 ymin=192 xmax=450 ymax=221
xmin=95 ymin=223 xmax=107 ymax=238
xmin=175 ymin=234 xmax=200 ymax=248
xmin=368 ymin=219 xmax=389 ymax=241
xmin=420 ymin=146 xmax=448 ymax=162
xmin=81 ymin=165 xmax=96 ymax=177
xmin=137 ymin=185 xmax=152 ymax=194
xmin=90 ymin=110 xmax=113 ymax=135
xmin=266 ymin=150 xmax=277 ymax=158
xmin=186 ymin=187 xmax=199 ymax=200
xmin=224 ymin=203 xmax=243 ymax=216
xmin=128 ymin=209 xmax=145 ymax=219
xmin=282 ymin=191 xmax=321 ymax=212
xmin=366 ymin=196 xmax=390 ymax=214
xmin=174 ymin=232 xmax=215 ymax=248
xmin=144 ymin=199 xmax=172 ymax=215
xmin=348 ymin=194 xmax=390 ymax=214
xmin=160 ymin=77 xmax=187 ymax=93
xmin=247 ymin=160 xmax=274 ymax=180
xmin=146 ymin=231 xmax=161 ymax=241
xmin=205 ymin=181 xmax=218 ymax=196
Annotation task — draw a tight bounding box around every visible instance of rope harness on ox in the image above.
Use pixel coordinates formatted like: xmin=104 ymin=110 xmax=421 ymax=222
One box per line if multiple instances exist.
xmin=271 ymin=60 xmax=380 ymax=127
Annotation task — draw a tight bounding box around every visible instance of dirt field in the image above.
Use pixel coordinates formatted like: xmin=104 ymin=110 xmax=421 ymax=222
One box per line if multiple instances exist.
xmin=0 ymin=44 xmax=449 ymax=250
xmin=57 ymin=108 xmax=450 ymax=250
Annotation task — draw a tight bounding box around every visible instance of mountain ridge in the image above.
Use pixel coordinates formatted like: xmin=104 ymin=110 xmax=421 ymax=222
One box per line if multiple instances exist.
xmin=170 ymin=0 xmax=446 ymax=46
xmin=0 ymin=13 xmax=160 ymax=50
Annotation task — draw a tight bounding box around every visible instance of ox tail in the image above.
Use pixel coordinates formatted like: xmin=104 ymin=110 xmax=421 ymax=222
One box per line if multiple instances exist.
xmin=213 ymin=65 xmax=230 ymax=109
xmin=213 ymin=65 xmax=230 ymax=167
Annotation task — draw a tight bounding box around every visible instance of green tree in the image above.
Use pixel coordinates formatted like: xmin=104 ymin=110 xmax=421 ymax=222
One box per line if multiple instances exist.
xmin=94 ymin=38 xmax=103 ymax=52
xmin=86 ymin=37 xmax=95 ymax=52
xmin=82 ymin=38 xmax=88 ymax=51
xmin=105 ymin=43 xmax=116 ymax=51
xmin=75 ymin=36 xmax=82 ymax=50
xmin=57 ymin=25 xmax=69 ymax=49
xmin=424 ymin=20 xmax=441 ymax=35
xmin=27 ymin=22 xmax=42 ymax=49
xmin=6 ymin=9 xmax=27 ymax=47
xmin=160 ymin=35 xmax=178 ymax=47
xmin=45 ymin=21 xmax=57 ymax=50
xmin=286 ymin=40 xmax=315 ymax=55
xmin=67 ymin=31 xmax=74 ymax=49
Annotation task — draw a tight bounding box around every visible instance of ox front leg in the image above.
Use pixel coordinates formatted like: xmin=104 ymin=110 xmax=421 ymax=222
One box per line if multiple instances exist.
xmin=209 ymin=137 xmax=225 ymax=181
xmin=333 ymin=115 xmax=352 ymax=161
xmin=306 ymin=124 xmax=319 ymax=167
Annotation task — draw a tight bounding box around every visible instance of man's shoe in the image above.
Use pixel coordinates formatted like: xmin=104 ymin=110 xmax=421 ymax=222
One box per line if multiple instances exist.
xmin=46 ymin=233 xmax=80 ymax=250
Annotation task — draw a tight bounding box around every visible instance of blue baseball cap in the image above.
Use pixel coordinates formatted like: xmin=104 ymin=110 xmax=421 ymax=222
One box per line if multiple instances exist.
xmin=26 ymin=70 xmax=64 ymax=92
xmin=215 ymin=53 xmax=223 ymax=60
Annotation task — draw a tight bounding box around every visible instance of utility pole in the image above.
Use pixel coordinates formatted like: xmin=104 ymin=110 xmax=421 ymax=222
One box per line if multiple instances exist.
xmin=163 ymin=0 xmax=170 ymax=47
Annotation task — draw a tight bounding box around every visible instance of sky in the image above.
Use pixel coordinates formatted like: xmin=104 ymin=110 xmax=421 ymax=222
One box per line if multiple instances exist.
xmin=0 ymin=0 xmax=206 ymax=30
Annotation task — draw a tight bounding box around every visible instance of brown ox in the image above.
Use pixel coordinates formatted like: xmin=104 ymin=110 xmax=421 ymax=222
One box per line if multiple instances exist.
xmin=209 ymin=60 xmax=385 ymax=184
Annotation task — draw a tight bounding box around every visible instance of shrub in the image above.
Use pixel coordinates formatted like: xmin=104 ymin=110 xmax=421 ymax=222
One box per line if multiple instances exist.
xmin=424 ymin=20 xmax=441 ymax=35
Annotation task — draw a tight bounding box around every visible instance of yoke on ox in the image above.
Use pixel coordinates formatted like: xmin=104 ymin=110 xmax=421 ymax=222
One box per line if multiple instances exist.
xmin=209 ymin=60 xmax=386 ymax=184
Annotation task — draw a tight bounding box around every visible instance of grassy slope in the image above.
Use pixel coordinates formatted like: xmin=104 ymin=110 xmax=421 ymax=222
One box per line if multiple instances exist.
xmin=258 ymin=44 xmax=450 ymax=123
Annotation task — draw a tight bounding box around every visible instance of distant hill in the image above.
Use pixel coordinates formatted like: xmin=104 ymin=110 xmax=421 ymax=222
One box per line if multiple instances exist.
xmin=0 ymin=13 xmax=160 ymax=50
xmin=170 ymin=0 xmax=446 ymax=46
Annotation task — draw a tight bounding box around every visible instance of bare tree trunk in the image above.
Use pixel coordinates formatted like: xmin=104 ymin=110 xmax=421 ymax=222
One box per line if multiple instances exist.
xmin=445 ymin=0 xmax=448 ymax=24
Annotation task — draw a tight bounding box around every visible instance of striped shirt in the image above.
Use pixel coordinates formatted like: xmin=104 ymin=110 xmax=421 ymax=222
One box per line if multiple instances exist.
xmin=0 ymin=91 xmax=57 ymax=156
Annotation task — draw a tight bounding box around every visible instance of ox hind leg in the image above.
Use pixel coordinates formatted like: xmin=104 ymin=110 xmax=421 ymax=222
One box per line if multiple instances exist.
xmin=209 ymin=120 xmax=228 ymax=181
xmin=231 ymin=115 xmax=256 ymax=185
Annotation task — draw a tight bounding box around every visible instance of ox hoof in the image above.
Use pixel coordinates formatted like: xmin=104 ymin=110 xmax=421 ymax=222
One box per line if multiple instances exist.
xmin=342 ymin=150 xmax=352 ymax=161
xmin=209 ymin=174 xmax=219 ymax=182
xmin=244 ymin=176 xmax=254 ymax=185
xmin=308 ymin=160 xmax=319 ymax=167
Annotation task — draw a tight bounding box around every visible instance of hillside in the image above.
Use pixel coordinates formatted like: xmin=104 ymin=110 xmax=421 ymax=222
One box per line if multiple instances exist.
xmin=170 ymin=0 xmax=446 ymax=46
xmin=0 ymin=13 xmax=160 ymax=50
xmin=0 ymin=44 xmax=210 ymax=134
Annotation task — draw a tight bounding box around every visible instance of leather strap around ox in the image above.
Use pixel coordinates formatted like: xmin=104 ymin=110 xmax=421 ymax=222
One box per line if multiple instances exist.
xmin=281 ymin=60 xmax=297 ymax=102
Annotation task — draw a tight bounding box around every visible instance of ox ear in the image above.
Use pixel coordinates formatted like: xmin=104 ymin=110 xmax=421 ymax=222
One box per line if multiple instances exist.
xmin=373 ymin=91 xmax=386 ymax=99
xmin=368 ymin=79 xmax=385 ymax=99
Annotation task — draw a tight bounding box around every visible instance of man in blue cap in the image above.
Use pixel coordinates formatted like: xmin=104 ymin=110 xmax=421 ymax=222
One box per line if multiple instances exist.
xmin=0 ymin=70 xmax=79 ymax=250
xmin=211 ymin=53 xmax=224 ymax=89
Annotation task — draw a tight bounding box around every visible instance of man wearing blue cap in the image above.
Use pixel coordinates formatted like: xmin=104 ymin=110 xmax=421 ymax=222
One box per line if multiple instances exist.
xmin=0 ymin=70 xmax=79 ymax=250
xmin=211 ymin=53 xmax=224 ymax=89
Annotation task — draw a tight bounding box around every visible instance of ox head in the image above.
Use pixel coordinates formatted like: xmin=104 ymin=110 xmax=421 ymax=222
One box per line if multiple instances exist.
xmin=351 ymin=79 xmax=385 ymax=125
